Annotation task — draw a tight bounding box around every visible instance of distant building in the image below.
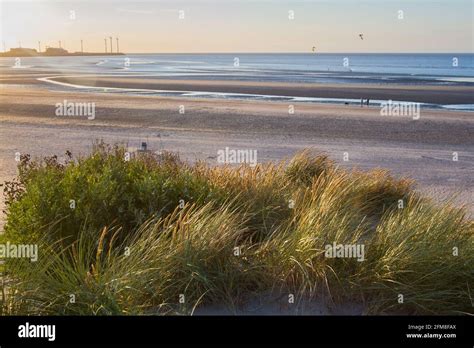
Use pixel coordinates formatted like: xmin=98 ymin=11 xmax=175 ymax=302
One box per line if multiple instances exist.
xmin=8 ymin=47 xmax=38 ymax=56
xmin=44 ymin=47 xmax=68 ymax=56
xmin=0 ymin=45 xmax=123 ymax=57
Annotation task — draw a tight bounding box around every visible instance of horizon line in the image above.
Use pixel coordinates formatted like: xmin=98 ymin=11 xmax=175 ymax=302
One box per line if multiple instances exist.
xmin=3 ymin=48 xmax=473 ymax=55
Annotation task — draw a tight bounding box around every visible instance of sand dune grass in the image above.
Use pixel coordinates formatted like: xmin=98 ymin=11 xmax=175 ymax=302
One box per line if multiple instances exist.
xmin=1 ymin=144 xmax=472 ymax=315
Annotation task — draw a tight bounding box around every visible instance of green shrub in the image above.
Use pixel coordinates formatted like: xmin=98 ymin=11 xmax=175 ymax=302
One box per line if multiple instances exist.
xmin=3 ymin=143 xmax=221 ymax=245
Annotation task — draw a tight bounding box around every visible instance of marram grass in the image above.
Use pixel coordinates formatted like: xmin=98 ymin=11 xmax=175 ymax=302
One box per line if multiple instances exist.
xmin=1 ymin=144 xmax=472 ymax=315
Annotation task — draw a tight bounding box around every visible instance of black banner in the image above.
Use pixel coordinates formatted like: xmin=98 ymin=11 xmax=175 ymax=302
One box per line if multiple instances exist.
xmin=0 ymin=315 xmax=472 ymax=346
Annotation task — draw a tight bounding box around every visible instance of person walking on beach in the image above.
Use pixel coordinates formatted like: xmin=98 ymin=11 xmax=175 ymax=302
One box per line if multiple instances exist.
xmin=366 ymin=98 xmax=370 ymax=106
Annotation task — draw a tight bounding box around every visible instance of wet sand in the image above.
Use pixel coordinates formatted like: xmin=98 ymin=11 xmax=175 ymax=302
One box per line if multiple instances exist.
xmin=2 ymin=67 xmax=474 ymax=104
xmin=42 ymin=75 xmax=474 ymax=104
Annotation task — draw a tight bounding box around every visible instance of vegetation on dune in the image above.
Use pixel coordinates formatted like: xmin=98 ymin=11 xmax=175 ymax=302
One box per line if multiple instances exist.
xmin=1 ymin=142 xmax=472 ymax=315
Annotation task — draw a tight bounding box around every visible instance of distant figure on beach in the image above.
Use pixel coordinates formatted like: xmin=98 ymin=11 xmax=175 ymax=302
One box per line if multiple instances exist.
xmin=366 ymin=98 xmax=370 ymax=106
xmin=360 ymin=98 xmax=364 ymax=107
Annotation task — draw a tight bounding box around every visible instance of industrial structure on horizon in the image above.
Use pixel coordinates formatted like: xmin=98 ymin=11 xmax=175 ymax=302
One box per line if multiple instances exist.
xmin=0 ymin=38 xmax=123 ymax=57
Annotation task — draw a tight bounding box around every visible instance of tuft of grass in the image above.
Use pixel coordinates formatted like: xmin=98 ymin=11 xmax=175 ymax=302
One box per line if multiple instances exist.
xmin=1 ymin=145 xmax=472 ymax=315
xmin=284 ymin=150 xmax=334 ymax=186
xmin=262 ymin=169 xmax=372 ymax=303
xmin=360 ymin=197 xmax=473 ymax=314
xmin=4 ymin=202 xmax=269 ymax=315
xmin=196 ymin=162 xmax=292 ymax=241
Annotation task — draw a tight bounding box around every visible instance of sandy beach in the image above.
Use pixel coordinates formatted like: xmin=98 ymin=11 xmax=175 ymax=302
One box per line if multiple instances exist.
xmin=1 ymin=70 xmax=473 ymax=231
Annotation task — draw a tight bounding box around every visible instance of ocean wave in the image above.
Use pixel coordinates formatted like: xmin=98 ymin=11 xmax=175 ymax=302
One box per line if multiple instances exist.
xmin=441 ymin=104 xmax=474 ymax=111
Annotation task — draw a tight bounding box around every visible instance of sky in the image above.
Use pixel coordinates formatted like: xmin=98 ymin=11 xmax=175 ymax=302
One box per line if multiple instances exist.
xmin=0 ymin=0 xmax=473 ymax=53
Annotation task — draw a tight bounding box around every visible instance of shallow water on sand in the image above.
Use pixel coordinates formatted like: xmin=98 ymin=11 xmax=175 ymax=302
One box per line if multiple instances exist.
xmin=1 ymin=53 xmax=473 ymax=86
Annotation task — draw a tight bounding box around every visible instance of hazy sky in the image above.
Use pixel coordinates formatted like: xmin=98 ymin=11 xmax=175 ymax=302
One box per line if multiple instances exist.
xmin=0 ymin=0 xmax=472 ymax=53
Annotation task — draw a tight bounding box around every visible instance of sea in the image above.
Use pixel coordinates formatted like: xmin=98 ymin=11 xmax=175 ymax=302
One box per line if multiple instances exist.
xmin=2 ymin=53 xmax=474 ymax=110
